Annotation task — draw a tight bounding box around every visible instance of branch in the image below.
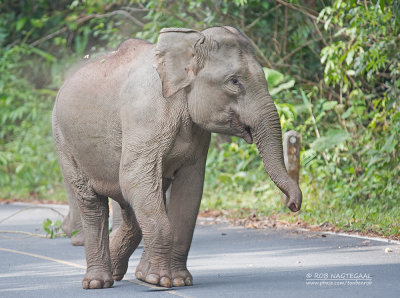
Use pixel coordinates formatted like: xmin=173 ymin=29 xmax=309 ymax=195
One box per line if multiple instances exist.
xmin=363 ymin=0 xmax=368 ymax=10
xmin=101 ymin=10 xmax=145 ymax=27
xmin=275 ymin=0 xmax=319 ymax=20
xmin=248 ymin=38 xmax=273 ymax=68
xmin=278 ymin=37 xmax=323 ymax=63
xmin=283 ymin=6 xmax=288 ymax=59
xmin=29 ymin=9 xmax=144 ymax=47
xmin=121 ymin=6 xmax=149 ymax=12
xmin=246 ymin=5 xmax=281 ymax=30
xmin=30 ymin=26 xmax=69 ymax=47
xmin=312 ymin=20 xmax=328 ymax=47
xmin=275 ymin=0 xmax=335 ymax=29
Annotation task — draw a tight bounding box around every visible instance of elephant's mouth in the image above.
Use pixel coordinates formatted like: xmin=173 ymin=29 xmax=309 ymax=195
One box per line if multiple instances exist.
xmin=242 ymin=125 xmax=253 ymax=144
xmin=230 ymin=110 xmax=253 ymax=144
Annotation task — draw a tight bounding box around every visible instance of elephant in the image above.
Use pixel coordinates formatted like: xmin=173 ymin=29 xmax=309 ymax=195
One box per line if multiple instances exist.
xmin=61 ymin=189 xmax=123 ymax=246
xmin=52 ymin=26 xmax=302 ymax=290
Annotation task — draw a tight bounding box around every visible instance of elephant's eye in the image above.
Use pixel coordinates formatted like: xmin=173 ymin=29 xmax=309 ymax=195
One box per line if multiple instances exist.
xmin=225 ymin=76 xmax=243 ymax=95
xmin=231 ymin=78 xmax=240 ymax=85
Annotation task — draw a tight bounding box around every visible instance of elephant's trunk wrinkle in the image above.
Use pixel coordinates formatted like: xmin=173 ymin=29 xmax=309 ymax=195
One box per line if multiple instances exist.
xmin=252 ymin=101 xmax=302 ymax=211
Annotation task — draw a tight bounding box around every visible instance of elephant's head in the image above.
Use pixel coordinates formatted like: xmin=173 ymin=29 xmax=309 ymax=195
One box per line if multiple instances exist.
xmin=155 ymin=26 xmax=302 ymax=212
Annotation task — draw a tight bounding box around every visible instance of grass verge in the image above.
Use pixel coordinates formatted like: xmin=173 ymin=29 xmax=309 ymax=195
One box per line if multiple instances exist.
xmin=201 ymin=187 xmax=400 ymax=241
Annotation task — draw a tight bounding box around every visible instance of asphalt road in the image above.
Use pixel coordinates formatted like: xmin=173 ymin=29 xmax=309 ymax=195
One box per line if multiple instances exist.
xmin=0 ymin=202 xmax=399 ymax=298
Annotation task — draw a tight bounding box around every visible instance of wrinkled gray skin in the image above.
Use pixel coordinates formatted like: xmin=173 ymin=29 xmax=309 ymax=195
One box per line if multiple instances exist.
xmin=53 ymin=26 xmax=302 ymax=290
xmin=62 ymin=189 xmax=122 ymax=246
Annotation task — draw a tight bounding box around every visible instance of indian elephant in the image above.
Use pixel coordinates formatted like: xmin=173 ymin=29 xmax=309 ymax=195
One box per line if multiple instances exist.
xmin=61 ymin=188 xmax=123 ymax=246
xmin=52 ymin=26 xmax=302 ymax=290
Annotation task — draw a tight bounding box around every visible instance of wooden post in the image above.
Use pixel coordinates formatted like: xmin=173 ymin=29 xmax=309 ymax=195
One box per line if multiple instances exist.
xmin=281 ymin=130 xmax=301 ymax=205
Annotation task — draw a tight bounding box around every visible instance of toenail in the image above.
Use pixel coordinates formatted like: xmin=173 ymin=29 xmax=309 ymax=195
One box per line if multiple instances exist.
xmin=135 ymin=271 xmax=144 ymax=280
xmin=145 ymin=273 xmax=159 ymax=285
xmin=82 ymin=280 xmax=89 ymax=289
xmin=113 ymin=274 xmax=123 ymax=281
xmin=103 ymin=280 xmax=114 ymax=288
xmin=160 ymin=277 xmax=172 ymax=288
xmin=173 ymin=277 xmax=185 ymax=287
xmin=185 ymin=277 xmax=193 ymax=286
xmin=89 ymin=280 xmax=102 ymax=289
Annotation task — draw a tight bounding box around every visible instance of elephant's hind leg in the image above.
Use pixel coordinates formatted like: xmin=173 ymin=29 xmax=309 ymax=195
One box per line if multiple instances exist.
xmin=62 ymin=181 xmax=84 ymax=246
xmin=58 ymin=152 xmax=114 ymax=289
xmin=76 ymin=189 xmax=114 ymax=289
xmin=109 ymin=197 xmax=142 ymax=281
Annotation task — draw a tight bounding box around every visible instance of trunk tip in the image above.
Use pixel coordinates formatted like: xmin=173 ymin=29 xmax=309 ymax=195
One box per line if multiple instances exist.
xmin=288 ymin=200 xmax=301 ymax=212
xmin=287 ymin=189 xmax=302 ymax=212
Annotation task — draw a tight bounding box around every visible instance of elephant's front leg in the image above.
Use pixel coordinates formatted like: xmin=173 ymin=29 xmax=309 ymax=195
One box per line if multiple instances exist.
xmin=167 ymin=151 xmax=208 ymax=287
xmin=120 ymin=158 xmax=173 ymax=288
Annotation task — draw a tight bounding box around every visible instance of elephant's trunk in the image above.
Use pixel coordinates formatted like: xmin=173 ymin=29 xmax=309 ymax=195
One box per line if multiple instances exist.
xmin=251 ymin=100 xmax=302 ymax=212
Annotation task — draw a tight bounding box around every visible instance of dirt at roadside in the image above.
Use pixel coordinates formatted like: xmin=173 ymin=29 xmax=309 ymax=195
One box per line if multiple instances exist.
xmin=0 ymin=198 xmax=67 ymax=205
xmin=198 ymin=209 xmax=400 ymax=242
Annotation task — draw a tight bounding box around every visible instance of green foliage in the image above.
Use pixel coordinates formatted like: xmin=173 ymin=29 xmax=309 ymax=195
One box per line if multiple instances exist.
xmin=263 ymin=67 xmax=295 ymax=96
xmin=0 ymin=1 xmax=398 ymax=237
xmin=297 ymin=0 xmax=400 ymax=225
xmin=42 ymin=218 xmax=63 ymax=238
xmin=0 ymin=0 xmax=144 ymax=199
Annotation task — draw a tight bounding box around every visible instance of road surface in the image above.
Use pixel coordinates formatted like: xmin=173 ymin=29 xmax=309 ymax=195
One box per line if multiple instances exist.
xmin=0 ymin=202 xmax=399 ymax=298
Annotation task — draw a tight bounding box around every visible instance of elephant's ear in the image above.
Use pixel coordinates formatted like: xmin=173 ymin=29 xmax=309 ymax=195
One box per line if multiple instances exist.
xmin=155 ymin=28 xmax=205 ymax=98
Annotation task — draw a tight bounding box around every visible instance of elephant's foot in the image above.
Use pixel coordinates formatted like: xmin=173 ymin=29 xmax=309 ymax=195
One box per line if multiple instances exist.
xmin=110 ymin=225 xmax=142 ymax=281
xmin=112 ymin=262 xmax=128 ymax=281
xmin=135 ymin=253 xmax=172 ymax=288
xmin=111 ymin=255 xmax=128 ymax=281
xmin=172 ymin=269 xmax=193 ymax=287
xmin=71 ymin=230 xmax=84 ymax=246
xmin=82 ymin=270 xmax=114 ymax=289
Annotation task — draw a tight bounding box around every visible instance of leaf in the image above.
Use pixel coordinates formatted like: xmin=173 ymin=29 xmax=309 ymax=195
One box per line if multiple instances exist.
xmin=15 ymin=164 xmax=24 ymax=174
xmin=16 ymin=17 xmax=27 ymax=31
xmin=303 ymin=149 xmax=317 ymax=166
xmin=381 ymin=134 xmax=396 ymax=152
xmin=270 ymin=79 xmax=295 ymax=96
xmin=42 ymin=218 xmax=52 ymax=234
xmin=379 ymin=0 xmax=385 ymax=11
xmin=218 ymin=173 xmax=233 ymax=184
xmin=346 ymin=70 xmax=356 ymax=76
xmin=322 ymin=101 xmax=338 ymax=111
xmin=300 ymin=89 xmax=312 ymax=109
xmin=263 ymin=68 xmax=284 ymax=88
xmin=394 ymin=0 xmax=400 ymax=21
xmin=310 ymin=130 xmax=349 ymax=152
xmin=342 ymin=107 xmax=354 ymax=119
xmin=262 ymin=2 xmax=270 ymax=10
xmin=346 ymin=49 xmax=354 ymax=66
xmin=30 ymin=47 xmax=56 ymax=62
xmin=368 ymin=155 xmax=380 ymax=167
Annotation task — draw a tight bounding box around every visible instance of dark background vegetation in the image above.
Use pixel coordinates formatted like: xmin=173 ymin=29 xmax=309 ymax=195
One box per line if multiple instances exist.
xmin=0 ymin=0 xmax=399 ymax=237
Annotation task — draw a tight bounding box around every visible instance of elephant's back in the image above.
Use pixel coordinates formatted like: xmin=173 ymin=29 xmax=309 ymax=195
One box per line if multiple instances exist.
xmin=55 ymin=38 xmax=154 ymax=112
